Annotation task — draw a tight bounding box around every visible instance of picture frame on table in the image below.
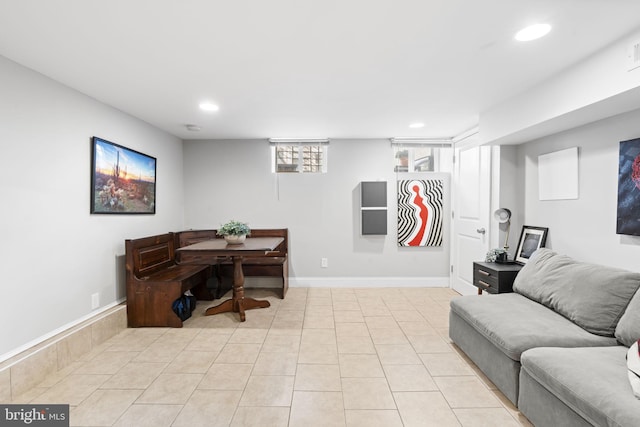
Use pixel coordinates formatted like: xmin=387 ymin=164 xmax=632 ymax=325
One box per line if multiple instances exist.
xmin=90 ymin=136 xmax=156 ymax=214
xmin=514 ymin=226 xmax=549 ymax=264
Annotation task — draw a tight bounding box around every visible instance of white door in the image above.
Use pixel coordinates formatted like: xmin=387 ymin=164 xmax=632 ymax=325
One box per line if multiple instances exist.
xmin=451 ymin=144 xmax=491 ymax=295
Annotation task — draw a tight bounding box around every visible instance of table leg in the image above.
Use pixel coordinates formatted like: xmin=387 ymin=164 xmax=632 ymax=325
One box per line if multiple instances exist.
xmin=233 ymin=257 xmax=247 ymax=321
xmin=204 ymin=255 xmax=270 ymax=321
xmin=204 ymin=298 xmax=234 ymax=316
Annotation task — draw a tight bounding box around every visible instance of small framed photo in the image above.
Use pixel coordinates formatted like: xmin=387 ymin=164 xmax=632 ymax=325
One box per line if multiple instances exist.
xmin=514 ymin=226 xmax=549 ymax=264
xmin=90 ymin=136 xmax=156 ymax=214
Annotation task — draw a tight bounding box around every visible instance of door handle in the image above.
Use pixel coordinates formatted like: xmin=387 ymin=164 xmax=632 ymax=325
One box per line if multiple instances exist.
xmin=476 ymin=228 xmax=486 ymax=234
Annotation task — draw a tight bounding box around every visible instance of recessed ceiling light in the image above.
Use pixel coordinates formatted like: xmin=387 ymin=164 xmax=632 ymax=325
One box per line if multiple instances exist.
xmin=199 ymin=102 xmax=219 ymax=112
xmin=409 ymin=123 xmax=425 ymax=129
xmin=515 ymin=23 xmax=551 ymax=41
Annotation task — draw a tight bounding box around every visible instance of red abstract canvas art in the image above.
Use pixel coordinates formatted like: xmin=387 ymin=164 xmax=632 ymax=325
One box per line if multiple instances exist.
xmin=617 ymin=138 xmax=640 ymax=236
xmin=397 ymin=179 xmax=443 ymax=246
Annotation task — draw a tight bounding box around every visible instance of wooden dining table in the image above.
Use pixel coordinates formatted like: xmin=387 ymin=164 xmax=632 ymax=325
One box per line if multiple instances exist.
xmin=176 ymin=236 xmax=284 ymax=321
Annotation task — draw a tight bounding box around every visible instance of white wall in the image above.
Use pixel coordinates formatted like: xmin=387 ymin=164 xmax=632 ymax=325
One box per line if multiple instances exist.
xmin=490 ymin=146 xmax=522 ymax=260
xmin=482 ymin=29 xmax=640 ymax=145
xmin=0 ymin=56 xmax=186 ymax=359
xmin=517 ymin=108 xmax=640 ymax=271
xmin=183 ymin=139 xmax=451 ymax=286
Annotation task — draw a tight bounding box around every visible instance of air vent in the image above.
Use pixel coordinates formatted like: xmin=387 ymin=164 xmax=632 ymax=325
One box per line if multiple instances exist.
xmin=629 ymin=39 xmax=640 ymax=71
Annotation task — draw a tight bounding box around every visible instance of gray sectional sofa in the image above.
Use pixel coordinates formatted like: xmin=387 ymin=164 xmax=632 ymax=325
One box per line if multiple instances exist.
xmin=449 ymin=249 xmax=640 ymax=426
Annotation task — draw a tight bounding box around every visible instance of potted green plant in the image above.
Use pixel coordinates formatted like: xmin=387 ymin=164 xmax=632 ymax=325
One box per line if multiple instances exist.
xmin=217 ymin=220 xmax=251 ymax=244
xmin=485 ymin=248 xmax=508 ymax=263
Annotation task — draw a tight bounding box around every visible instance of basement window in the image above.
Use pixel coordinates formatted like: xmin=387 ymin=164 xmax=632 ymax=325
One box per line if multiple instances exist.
xmin=270 ymin=139 xmax=329 ymax=173
xmin=391 ymin=141 xmax=453 ymax=173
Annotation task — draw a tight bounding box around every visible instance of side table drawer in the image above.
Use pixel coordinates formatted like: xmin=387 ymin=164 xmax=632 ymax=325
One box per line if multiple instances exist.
xmin=473 ymin=265 xmax=499 ymax=293
xmin=472 ymin=262 xmax=522 ymax=294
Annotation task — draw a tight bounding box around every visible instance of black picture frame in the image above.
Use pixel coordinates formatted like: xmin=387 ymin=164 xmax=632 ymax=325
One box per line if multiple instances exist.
xmin=514 ymin=226 xmax=548 ymax=264
xmin=90 ymin=136 xmax=156 ymax=214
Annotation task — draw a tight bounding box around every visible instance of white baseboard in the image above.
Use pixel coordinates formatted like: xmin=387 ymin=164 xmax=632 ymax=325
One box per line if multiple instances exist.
xmin=1 ymin=299 xmax=128 ymax=399
xmin=289 ymin=276 xmax=450 ymax=288
xmin=0 ymin=298 xmax=125 ymax=365
xmin=451 ymin=281 xmax=479 ymax=296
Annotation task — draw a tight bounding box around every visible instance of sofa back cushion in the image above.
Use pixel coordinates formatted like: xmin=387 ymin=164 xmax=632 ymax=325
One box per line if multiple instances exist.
xmin=513 ymin=249 xmax=640 ymax=336
xmin=615 ymin=289 xmax=640 ymax=346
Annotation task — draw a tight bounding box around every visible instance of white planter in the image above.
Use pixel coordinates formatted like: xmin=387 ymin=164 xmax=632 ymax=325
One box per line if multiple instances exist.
xmin=224 ymin=234 xmax=246 ymax=245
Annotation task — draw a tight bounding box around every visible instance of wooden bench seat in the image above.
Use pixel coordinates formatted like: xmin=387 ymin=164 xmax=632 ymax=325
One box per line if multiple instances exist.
xmin=126 ymin=232 xmax=213 ymax=327
xmin=176 ymin=228 xmax=289 ymax=299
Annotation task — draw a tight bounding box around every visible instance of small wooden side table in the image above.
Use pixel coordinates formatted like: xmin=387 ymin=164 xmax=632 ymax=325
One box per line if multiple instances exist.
xmin=473 ymin=262 xmax=523 ymax=295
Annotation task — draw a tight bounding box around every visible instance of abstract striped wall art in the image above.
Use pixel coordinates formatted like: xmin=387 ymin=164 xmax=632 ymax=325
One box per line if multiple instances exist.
xmin=397 ymin=179 xmax=444 ymax=246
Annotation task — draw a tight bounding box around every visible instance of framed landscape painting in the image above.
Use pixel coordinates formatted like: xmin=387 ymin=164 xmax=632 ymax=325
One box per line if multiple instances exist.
xmin=90 ymin=136 xmax=156 ymax=214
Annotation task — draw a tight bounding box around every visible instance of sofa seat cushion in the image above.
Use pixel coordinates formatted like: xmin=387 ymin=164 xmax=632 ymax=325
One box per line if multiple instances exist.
xmin=521 ymin=346 xmax=640 ymax=427
xmin=450 ymin=294 xmax=617 ymax=361
xmin=513 ymin=249 xmax=640 ymax=337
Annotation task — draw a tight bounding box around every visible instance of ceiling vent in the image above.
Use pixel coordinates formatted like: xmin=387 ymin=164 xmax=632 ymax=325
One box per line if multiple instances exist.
xmin=628 ymin=39 xmax=640 ymax=71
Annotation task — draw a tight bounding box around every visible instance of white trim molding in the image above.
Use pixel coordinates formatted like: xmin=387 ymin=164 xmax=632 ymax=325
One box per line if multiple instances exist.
xmin=0 ymin=298 xmax=125 ymax=365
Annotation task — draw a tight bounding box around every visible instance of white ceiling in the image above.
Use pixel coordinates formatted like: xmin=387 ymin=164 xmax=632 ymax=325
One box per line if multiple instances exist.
xmin=1 ymin=0 xmax=640 ymax=140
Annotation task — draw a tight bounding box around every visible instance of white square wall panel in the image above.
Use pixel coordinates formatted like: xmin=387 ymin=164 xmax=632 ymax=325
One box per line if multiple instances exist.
xmin=538 ymin=147 xmax=579 ymax=200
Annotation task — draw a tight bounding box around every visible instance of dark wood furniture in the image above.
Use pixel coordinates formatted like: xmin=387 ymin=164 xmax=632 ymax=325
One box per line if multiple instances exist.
xmin=125 ymin=233 xmax=213 ymax=327
xmin=473 ymin=261 xmax=523 ymax=295
xmin=176 ymin=228 xmax=289 ymax=299
xmin=177 ymin=237 xmax=284 ymax=321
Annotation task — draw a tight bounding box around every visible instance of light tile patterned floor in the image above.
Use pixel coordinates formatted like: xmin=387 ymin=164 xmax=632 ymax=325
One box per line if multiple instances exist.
xmin=12 ymin=287 xmax=533 ymax=426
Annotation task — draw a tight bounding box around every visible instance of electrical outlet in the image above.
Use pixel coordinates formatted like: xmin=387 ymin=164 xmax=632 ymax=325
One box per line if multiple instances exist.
xmin=321 ymin=258 xmax=328 ymax=268
xmin=91 ymin=293 xmax=100 ymax=310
